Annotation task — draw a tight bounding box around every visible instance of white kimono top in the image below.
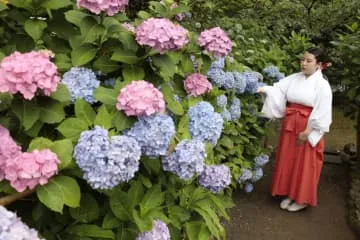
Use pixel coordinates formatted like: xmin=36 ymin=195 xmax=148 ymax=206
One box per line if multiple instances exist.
xmin=261 ymin=70 xmax=332 ymax=147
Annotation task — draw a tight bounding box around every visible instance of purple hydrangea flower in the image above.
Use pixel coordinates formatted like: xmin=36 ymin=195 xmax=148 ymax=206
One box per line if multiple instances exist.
xmin=221 ymin=109 xmax=231 ymax=121
xmin=254 ymin=154 xmax=269 ymax=167
xmin=244 ymin=72 xmax=262 ymax=94
xmin=263 ymin=66 xmax=279 ymax=78
xmin=198 ymin=164 xmax=231 ymax=193
xmin=251 ymin=167 xmax=264 ymax=183
xmin=233 ymin=72 xmax=247 ymax=94
xmin=189 ymin=101 xmax=224 ymax=146
xmin=244 ymin=183 xmax=254 ymax=193
xmin=62 ymin=67 xmax=100 ymax=104
xmin=0 ymin=206 xmax=41 ymax=240
xmin=125 ymin=114 xmax=175 ymax=157
xmin=211 ymin=57 xmax=225 ymax=69
xmin=136 ymin=220 xmax=170 ymax=240
xmin=162 ymin=140 xmax=206 ymax=180
xmin=238 ymin=168 xmax=253 ymax=183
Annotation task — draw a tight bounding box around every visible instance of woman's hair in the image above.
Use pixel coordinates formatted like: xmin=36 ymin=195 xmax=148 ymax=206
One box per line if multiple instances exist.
xmin=305 ymin=47 xmax=326 ymax=63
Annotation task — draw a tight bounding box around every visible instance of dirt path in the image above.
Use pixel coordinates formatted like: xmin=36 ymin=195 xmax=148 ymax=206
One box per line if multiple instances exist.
xmin=225 ymin=157 xmax=357 ymax=240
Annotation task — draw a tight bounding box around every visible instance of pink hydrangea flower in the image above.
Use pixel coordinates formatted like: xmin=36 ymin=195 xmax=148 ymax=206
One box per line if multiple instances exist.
xmin=121 ymin=22 xmax=136 ymax=34
xmin=4 ymin=149 xmax=60 ymax=192
xmin=198 ymin=27 xmax=232 ymax=57
xmin=0 ymin=126 xmax=21 ymax=181
xmin=135 ymin=18 xmax=189 ymax=54
xmin=0 ymin=51 xmax=60 ymax=100
xmin=184 ymin=73 xmax=212 ymax=97
xmin=116 ymin=80 xmax=165 ymax=117
xmin=77 ymin=0 xmax=129 ymax=16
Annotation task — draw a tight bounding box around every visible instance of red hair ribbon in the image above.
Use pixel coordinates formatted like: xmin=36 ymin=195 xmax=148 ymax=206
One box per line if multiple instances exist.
xmin=321 ymin=62 xmax=332 ymax=70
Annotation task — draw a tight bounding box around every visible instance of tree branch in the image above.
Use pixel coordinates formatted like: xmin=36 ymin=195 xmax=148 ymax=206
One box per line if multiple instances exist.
xmin=0 ymin=189 xmax=36 ymax=206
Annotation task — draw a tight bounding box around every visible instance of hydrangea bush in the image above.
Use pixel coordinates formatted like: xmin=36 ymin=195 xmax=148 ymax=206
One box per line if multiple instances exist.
xmin=0 ymin=1 xmax=272 ymax=239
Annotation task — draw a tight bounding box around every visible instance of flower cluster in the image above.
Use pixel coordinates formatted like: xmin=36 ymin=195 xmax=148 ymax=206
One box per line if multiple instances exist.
xmin=135 ymin=18 xmax=189 ymax=54
xmin=220 ymin=109 xmax=231 ymax=121
xmin=238 ymin=168 xmax=253 ymax=183
xmin=263 ymin=66 xmax=285 ymax=82
xmin=77 ymin=0 xmax=129 ymax=16
xmin=189 ymin=55 xmax=198 ymax=71
xmin=62 ymin=67 xmax=100 ymax=104
xmin=0 ymin=51 xmax=60 ymax=100
xmin=229 ymin=97 xmax=241 ymax=121
xmin=162 ymin=140 xmax=205 ymax=180
xmin=0 ymin=206 xmax=42 ymax=240
xmin=116 ymin=80 xmax=165 ymax=117
xmin=244 ymin=183 xmax=254 ymax=193
xmin=125 ymin=114 xmax=175 ymax=157
xmin=243 ymin=72 xmax=262 ymax=94
xmin=198 ymin=164 xmax=231 ymax=193
xmin=198 ymin=27 xmax=232 ymax=57
xmin=5 ymin=150 xmax=60 ymax=192
xmin=184 ymin=73 xmax=212 ymax=97
xmin=216 ymin=94 xmax=227 ymax=108
xmin=74 ymin=126 xmax=142 ymax=189
xmin=188 ymin=101 xmax=224 ymax=146
xmin=136 ymin=220 xmax=170 ymax=240
xmin=251 ymin=167 xmax=264 ymax=183
xmin=254 ymin=154 xmax=269 ymax=167
xmin=0 ymin=126 xmax=21 ymax=181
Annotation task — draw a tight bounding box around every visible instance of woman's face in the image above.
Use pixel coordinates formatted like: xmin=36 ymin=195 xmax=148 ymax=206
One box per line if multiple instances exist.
xmin=300 ymin=52 xmax=321 ymax=76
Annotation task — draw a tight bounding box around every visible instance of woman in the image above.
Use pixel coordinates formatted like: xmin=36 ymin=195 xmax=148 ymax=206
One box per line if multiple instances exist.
xmin=257 ymin=47 xmax=332 ymax=212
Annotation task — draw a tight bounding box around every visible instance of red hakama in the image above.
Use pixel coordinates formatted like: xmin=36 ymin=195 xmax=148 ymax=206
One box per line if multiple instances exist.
xmin=271 ymin=103 xmax=324 ymax=206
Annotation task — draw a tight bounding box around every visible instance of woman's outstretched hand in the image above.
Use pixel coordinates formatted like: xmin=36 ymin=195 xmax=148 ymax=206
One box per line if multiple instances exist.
xmin=256 ymin=87 xmax=266 ymax=94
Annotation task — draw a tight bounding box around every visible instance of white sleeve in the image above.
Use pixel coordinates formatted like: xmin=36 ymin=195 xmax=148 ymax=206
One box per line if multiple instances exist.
xmin=307 ymin=80 xmax=333 ymax=146
xmin=260 ymin=75 xmax=295 ymax=119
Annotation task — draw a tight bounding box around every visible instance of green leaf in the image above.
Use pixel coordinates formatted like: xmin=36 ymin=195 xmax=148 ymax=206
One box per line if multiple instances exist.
xmin=11 ymin=99 xmax=40 ymax=130
xmin=93 ymin=86 xmax=118 ymax=105
xmin=37 ymin=180 xmax=64 ymax=213
xmin=132 ymin=209 xmax=152 ymax=232
xmin=111 ymin=50 xmax=139 ymax=64
xmin=28 ymin=137 xmax=53 ymax=151
xmin=71 ymin=44 xmax=97 ymax=66
xmin=75 ymin=98 xmax=96 ymax=126
xmin=152 ymin=55 xmax=176 ymax=80
xmin=118 ymin=32 xmax=138 ymax=51
xmin=51 ymin=83 xmax=72 ymax=102
xmin=113 ymin=111 xmax=135 ymax=131
xmin=57 ymin=118 xmax=89 ymax=141
xmin=93 ymin=56 xmax=120 ymax=73
xmin=168 ymin=206 xmax=191 ymax=229
xmin=122 ymin=65 xmax=145 ymax=82
xmin=40 ymin=100 xmax=66 ymax=124
xmin=67 ymin=224 xmax=115 ymax=239
xmin=185 ymin=221 xmax=211 ymax=240
xmin=80 ymin=17 xmax=105 ymax=44
xmin=41 ymin=0 xmax=72 ymax=9
xmin=109 ymin=190 xmax=132 ymax=221
xmin=167 ymin=100 xmax=184 ymax=116
xmin=69 ymin=193 xmax=99 ymax=223
xmin=51 ymin=139 xmax=74 ymax=170
xmin=94 ymin=105 xmax=113 ymax=129
xmin=102 ymin=212 xmax=121 ymax=229
xmin=116 ymin=225 xmax=138 ymax=240
xmin=52 ymin=176 xmax=80 ymax=208
xmin=0 ymin=3 xmax=8 ymax=11
xmin=139 ymin=184 xmax=164 ymax=217
xmin=65 ymin=10 xmax=89 ymax=27
xmin=25 ymin=121 xmax=44 ymax=138
xmin=128 ymin=180 xmax=144 ymax=209
xmin=24 ymin=19 xmax=47 ymax=41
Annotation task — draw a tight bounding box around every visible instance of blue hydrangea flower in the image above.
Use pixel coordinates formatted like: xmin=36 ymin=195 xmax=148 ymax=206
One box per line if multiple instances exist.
xmin=244 ymin=183 xmax=254 ymax=193
xmin=233 ymin=72 xmax=247 ymax=94
xmin=263 ymin=66 xmax=279 ymax=78
xmin=62 ymin=67 xmax=100 ymax=104
xmin=222 ymin=72 xmax=235 ymax=89
xmin=190 ymin=55 xmax=198 ymax=71
xmin=74 ymin=126 xmax=110 ymax=172
xmin=211 ymin=57 xmax=225 ymax=69
xmin=254 ymin=154 xmax=270 ymax=167
xmin=216 ymin=94 xmax=227 ymax=108
xmin=173 ymin=94 xmax=182 ymax=102
xmin=104 ymin=78 xmax=116 ymax=88
xmin=125 ymin=114 xmax=175 ymax=157
xmin=207 ymin=68 xmax=227 ymax=88
xmin=256 ymin=82 xmax=268 ymax=88
xmin=229 ymin=97 xmax=241 ymax=121
xmin=221 ymin=109 xmax=231 ymax=121
xmin=198 ymin=164 xmax=231 ymax=193
xmin=251 ymin=167 xmax=264 ymax=182
xmin=275 ymin=72 xmax=285 ymax=81
xmin=162 ymin=140 xmax=206 ymax=180
xmin=189 ymin=101 xmax=224 ymax=146
xmin=136 ymin=220 xmax=170 ymax=240
xmin=238 ymin=168 xmax=253 ymax=183
xmin=0 ymin=206 xmax=41 ymax=240
xmin=244 ymin=72 xmax=262 ymax=94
